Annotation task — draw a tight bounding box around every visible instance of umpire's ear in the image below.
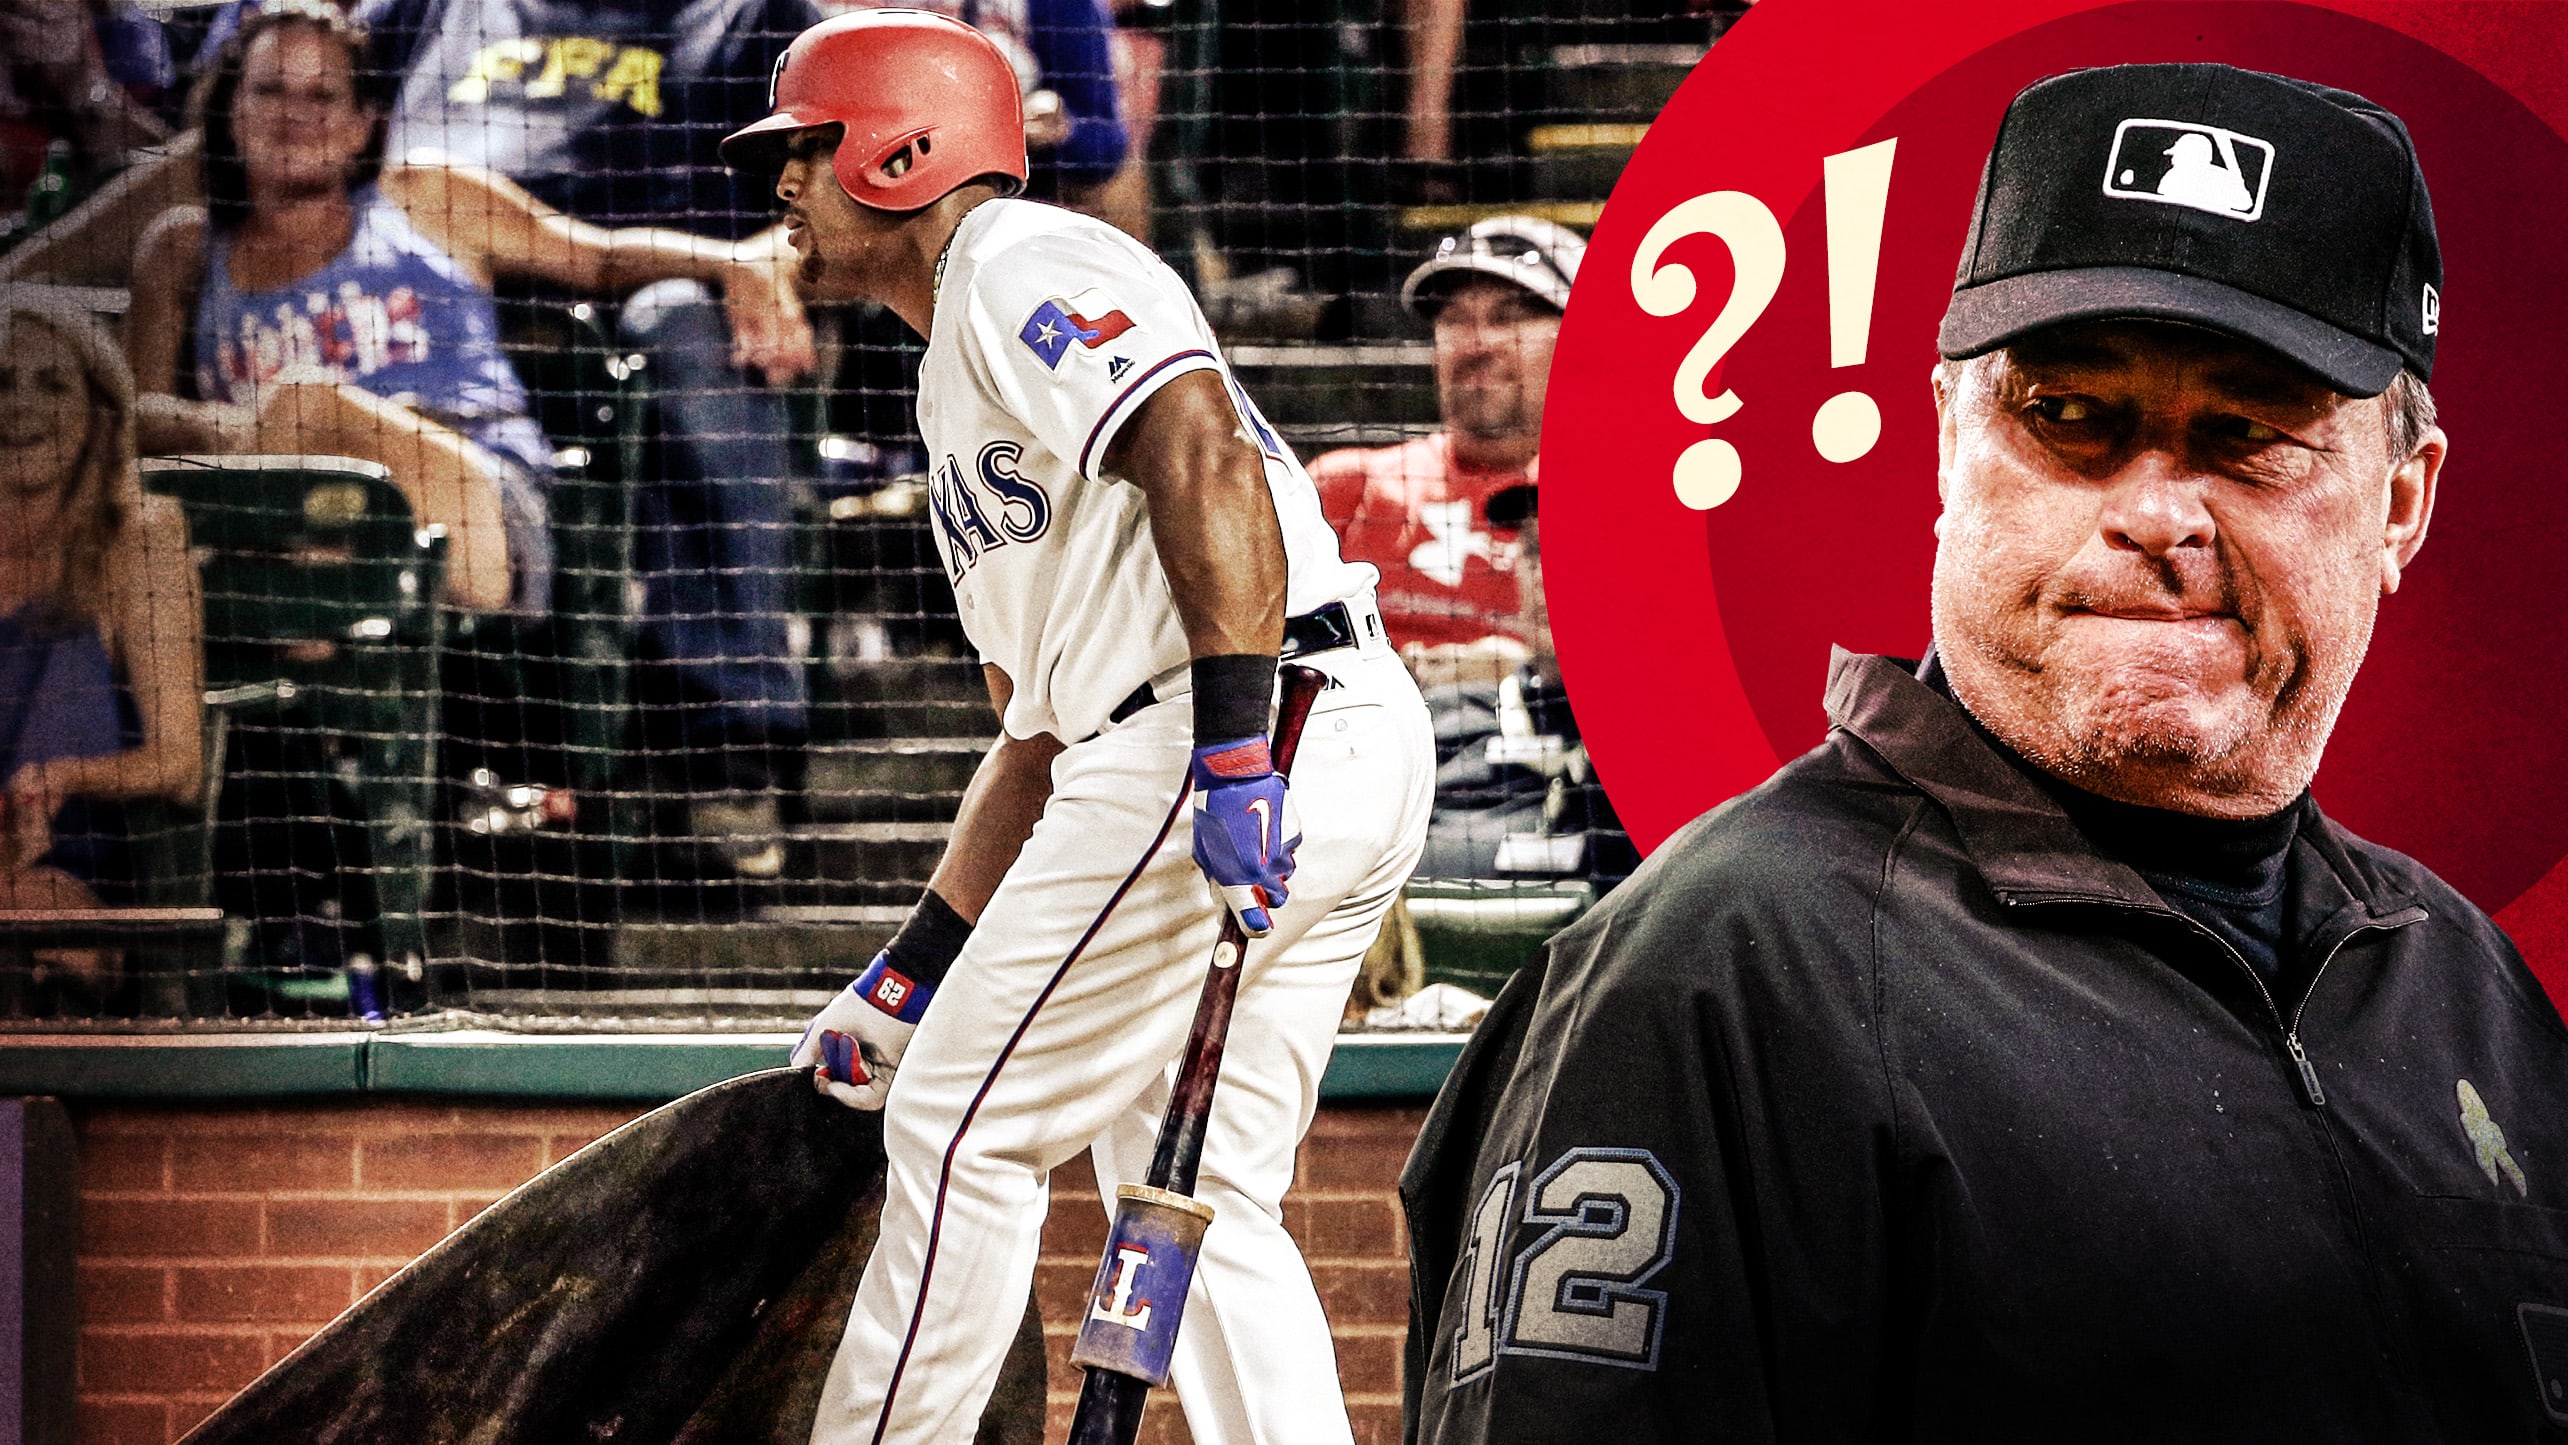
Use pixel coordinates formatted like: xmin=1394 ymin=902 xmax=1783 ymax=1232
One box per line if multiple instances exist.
xmin=2379 ymin=421 xmax=2444 ymax=597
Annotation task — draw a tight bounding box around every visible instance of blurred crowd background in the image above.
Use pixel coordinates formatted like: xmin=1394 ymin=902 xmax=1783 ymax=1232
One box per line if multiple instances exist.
xmin=0 ymin=0 xmax=1748 ymax=1032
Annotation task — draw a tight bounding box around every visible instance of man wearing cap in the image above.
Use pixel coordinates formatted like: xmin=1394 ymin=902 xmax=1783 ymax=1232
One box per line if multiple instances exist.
xmin=355 ymin=0 xmax=826 ymax=871
xmin=1312 ymin=215 xmax=1583 ymax=689
xmin=1403 ymin=64 xmax=2568 ymax=1440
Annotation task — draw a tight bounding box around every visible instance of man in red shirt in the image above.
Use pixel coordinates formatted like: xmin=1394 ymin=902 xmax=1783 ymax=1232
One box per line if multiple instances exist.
xmin=1311 ymin=215 xmax=1582 ymax=686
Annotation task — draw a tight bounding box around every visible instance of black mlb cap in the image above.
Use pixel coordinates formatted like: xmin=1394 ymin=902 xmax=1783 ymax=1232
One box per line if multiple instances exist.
xmin=1939 ymin=63 xmax=2441 ymax=396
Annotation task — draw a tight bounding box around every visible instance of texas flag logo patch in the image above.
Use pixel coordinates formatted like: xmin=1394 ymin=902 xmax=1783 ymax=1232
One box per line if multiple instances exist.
xmin=1020 ymin=292 xmax=1137 ymax=370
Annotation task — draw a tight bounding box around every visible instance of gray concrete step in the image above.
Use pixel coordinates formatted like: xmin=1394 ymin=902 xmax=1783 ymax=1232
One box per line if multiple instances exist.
xmin=1544 ymin=43 xmax=1701 ymax=124
xmin=789 ymin=820 xmax=951 ymax=889
xmin=823 ymin=654 xmax=989 ymax=705
xmin=443 ymin=986 xmax=837 ymax=1027
xmin=803 ymin=737 xmax=985 ymax=823
xmin=1526 ymin=122 xmax=1646 ymax=202
xmin=809 ymin=655 xmax=994 ymax=741
xmin=609 ymin=906 xmax=905 ymax=977
xmin=1228 ymin=342 xmax=1437 ymax=437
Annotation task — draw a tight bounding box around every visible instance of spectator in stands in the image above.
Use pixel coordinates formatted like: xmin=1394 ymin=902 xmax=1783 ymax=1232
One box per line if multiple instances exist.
xmin=0 ymin=303 xmax=204 ymax=972
xmin=353 ymin=0 xmax=821 ymax=845
xmin=1314 ymin=217 xmax=1631 ymax=886
xmin=128 ymin=3 xmax=792 ymax=620
xmin=1393 ymin=0 xmax=1467 ymax=204
xmin=182 ymin=0 xmax=345 ymax=73
xmin=0 ymin=0 xmax=172 ymax=207
xmin=1312 ymin=214 xmax=1581 ymax=688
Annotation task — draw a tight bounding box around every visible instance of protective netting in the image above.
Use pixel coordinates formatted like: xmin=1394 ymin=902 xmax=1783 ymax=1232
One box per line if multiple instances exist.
xmin=0 ymin=0 xmax=1737 ymax=1029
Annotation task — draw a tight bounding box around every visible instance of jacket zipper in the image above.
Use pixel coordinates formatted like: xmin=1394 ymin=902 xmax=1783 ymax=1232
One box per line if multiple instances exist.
xmin=2171 ymin=920 xmax=2322 ymax=1106
xmin=2279 ymin=920 xmax=2419 ymax=1104
xmin=2160 ymin=913 xmax=2416 ymax=1109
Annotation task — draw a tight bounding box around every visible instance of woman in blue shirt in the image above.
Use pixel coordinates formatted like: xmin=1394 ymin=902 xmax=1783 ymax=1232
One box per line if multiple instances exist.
xmin=1 ymin=302 xmax=204 ymax=976
xmin=126 ymin=2 xmax=795 ymax=612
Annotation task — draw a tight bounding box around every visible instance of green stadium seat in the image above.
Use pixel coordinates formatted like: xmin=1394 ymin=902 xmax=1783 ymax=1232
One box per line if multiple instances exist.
xmin=1403 ymin=878 xmax=1596 ymax=997
xmin=0 ymin=684 xmax=284 ymax=1018
xmin=492 ymin=294 xmax=642 ymax=799
xmin=139 ymin=454 xmax=446 ymax=1006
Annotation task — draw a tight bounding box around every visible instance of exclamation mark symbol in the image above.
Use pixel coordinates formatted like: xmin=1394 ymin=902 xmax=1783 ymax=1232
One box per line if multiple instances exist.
xmin=1813 ymin=138 xmax=1896 ymax=463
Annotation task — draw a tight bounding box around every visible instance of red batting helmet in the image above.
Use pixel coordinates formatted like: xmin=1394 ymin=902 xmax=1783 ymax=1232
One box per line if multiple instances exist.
xmin=720 ymin=9 xmax=1028 ymax=212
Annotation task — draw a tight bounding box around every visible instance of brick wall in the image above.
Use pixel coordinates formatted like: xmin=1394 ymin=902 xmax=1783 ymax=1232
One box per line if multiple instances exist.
xmin=66 ymin=1097 xmax=1426 ymax=1445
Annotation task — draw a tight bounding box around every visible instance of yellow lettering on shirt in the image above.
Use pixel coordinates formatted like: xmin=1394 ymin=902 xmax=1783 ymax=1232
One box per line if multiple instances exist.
xmin=528 ymin=36 xmax=615 ymax=98
xmin=593 ymin=46 xmax=665 ymax=119
xmin=445 ymin=39 xmax=662 ymax=118
xmin=445 ymin=37 xmax=543 ymax=104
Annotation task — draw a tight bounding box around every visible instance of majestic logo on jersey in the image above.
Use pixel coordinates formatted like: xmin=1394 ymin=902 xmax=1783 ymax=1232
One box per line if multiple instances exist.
xmin=1020 ymin=293 xmax=1137 ymax=370
xmin=929 ymin=441 xmax=1054 ymax=582
xmin=1108 ymin=355 xmax=1134 ymax=381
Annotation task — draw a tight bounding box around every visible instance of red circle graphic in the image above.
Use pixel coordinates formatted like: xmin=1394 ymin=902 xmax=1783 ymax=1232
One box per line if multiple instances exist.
xmin=1543 ymin=0 xmax=2568 ymax=993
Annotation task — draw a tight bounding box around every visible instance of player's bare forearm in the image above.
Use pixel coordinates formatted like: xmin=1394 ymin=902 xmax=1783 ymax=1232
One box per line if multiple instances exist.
xmin=1104 ymin=370 xmax=1287 ymax=660
xmin=925 ymin=666 xmax=1066 ymax=923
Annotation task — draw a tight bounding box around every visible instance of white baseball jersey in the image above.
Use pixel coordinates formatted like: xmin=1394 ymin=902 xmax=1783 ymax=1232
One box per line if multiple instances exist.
xmin=916 ymin=199 xmax=1377 ymax=741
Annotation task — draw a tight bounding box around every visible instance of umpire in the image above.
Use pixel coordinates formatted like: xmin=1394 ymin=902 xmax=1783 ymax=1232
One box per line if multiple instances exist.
xmin=1403 ymin=63 xmax=2568 ymax=1443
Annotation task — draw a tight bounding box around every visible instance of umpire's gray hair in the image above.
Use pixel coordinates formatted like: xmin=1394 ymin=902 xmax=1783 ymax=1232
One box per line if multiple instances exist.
xmin=2379 ymin=369 xmax=2438 ymax=463
xmin=1933 ymin=352 xmax=2440 ymax=467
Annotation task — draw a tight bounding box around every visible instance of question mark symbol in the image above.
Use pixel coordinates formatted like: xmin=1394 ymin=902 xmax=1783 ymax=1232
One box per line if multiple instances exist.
xmin=1630 ymin=191 xmax=1787 ymax=510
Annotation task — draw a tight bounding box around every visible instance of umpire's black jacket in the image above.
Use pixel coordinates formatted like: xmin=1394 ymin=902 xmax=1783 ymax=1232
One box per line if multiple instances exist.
xmin=1403 ymin=650 xmax=2568 ymax=1443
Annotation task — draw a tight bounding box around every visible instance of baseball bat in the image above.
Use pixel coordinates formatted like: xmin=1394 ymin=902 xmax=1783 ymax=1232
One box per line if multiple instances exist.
xmin=1066 ymin=663 xmax=1330 ymax=1445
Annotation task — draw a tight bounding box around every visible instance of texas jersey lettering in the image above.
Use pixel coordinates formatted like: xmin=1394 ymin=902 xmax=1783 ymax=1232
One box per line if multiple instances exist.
xmin=928 ymin=440 xmax=1054 ymax=583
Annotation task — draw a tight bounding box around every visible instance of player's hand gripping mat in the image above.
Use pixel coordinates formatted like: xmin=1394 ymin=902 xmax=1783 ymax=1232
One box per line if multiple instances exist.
xmin=174 ymin=1068 xmax=1045 ymax=1445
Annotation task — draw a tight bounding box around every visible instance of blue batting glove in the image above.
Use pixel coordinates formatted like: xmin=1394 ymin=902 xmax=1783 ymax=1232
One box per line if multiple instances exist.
xmin=1190 ymin=737 xmax=1301 ymax=936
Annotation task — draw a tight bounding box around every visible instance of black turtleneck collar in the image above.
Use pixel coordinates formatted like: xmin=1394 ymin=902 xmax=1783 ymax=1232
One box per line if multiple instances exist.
xmin=1916 ymin=650 xmax=2307 ymax=986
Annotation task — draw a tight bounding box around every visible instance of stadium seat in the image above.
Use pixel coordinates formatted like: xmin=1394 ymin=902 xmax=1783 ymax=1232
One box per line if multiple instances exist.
xmin=415 ymin=294 xmax=649 ymax=982
xmin=485 ymin=293 xmax=643 ymax=799
xmin=0 ymin=682 xmax=283 ymax=1019
xmin=1402 ymin=877 xmax=1595 ymax=996
xmin=139 ymin=454 xmax=446 ymax=1012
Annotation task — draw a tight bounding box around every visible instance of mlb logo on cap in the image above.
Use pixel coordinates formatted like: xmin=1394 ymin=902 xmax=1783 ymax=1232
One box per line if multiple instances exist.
xmin=2102 ymin=119 xmax=2274 ymax=221
xmin=1939 ymin=62 xmax=2444 ymax=398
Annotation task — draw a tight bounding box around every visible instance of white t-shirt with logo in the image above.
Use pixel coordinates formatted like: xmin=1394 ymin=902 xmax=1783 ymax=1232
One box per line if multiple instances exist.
xmin=917 ymin=199 xmax=1376 ymax=742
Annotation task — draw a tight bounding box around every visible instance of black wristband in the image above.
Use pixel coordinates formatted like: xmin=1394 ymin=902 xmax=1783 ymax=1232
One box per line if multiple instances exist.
xmin=1191 ymin=653 xmax=1279 ymax=744
xmin=883 ymin=889 xmax=974 ymax=989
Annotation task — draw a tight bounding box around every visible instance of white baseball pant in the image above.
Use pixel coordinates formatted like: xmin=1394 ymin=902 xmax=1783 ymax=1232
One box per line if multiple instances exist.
xmin=810 ymin=638 xmax=1433 ymax=1445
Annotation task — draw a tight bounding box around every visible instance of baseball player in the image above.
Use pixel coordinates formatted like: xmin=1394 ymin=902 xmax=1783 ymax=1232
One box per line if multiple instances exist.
xmin=720 ymin=12 xmax=1434 ymax=1443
